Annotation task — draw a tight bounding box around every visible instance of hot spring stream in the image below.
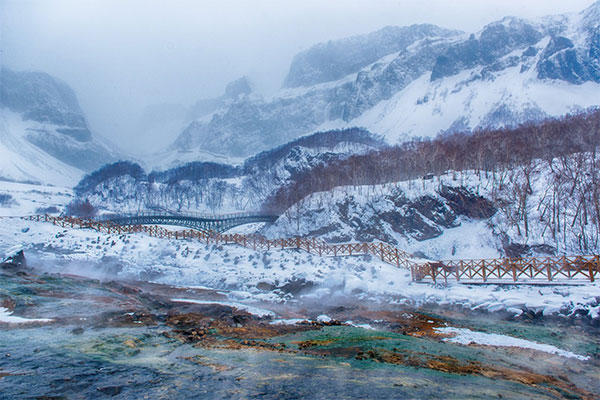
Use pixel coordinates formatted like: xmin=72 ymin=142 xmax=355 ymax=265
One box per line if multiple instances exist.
xmin=1 ymin=259 xmax=598 ymax=399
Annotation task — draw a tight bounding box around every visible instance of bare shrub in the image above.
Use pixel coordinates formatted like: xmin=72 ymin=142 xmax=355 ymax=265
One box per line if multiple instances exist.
xmin=65 ymin=199 xmax=97 ymax=218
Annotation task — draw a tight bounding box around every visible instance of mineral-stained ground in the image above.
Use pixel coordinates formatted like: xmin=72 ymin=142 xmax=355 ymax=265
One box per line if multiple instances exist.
xmin=1 ymin=255 xmax=599 ymax=399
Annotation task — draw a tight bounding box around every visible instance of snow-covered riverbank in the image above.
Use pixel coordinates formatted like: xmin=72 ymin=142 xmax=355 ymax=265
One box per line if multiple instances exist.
xmin=1 ymin=216 xmax=598 ymax=321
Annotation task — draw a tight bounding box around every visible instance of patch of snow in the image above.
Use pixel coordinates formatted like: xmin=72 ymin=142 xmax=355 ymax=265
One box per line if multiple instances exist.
xmin=435 ymin=326 xmax=590 ymax=361
xmin=316 ymin=314 xmax=332 ymax=323
xmin=270 ymin=318 xmax=308 ymax=325
xmin=170 ymin=298 xmax=276 ymax=317
xmin=345 ymin=321 xmax=376 ymax=330
xmin=0 ymin=307 xmax=53 ymax=324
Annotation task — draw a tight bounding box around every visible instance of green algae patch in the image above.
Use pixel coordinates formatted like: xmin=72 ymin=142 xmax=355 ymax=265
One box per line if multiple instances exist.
xmin=64 ymin=329 xmax=178 ymax=362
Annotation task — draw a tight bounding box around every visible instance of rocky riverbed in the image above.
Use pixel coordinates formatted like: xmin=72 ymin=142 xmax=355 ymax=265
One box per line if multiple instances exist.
xmin=1 ymin=253 xmax=599 ymax=399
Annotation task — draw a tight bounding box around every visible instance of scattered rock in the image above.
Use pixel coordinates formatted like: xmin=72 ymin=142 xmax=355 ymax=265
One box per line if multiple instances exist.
xmin=96 ymin=386 xmax=122 ymax=396
xmin=256 ymin=282 xmax=276 ymax=291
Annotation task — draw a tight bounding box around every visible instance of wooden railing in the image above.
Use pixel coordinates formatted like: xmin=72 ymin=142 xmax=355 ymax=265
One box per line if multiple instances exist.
xmin=410 ymin=256 xmax=599 ymax=283
xmin=23 ymin=215 xmax=414 ymax=268
xmin=23 ymin=214 xmax=600 ymax=283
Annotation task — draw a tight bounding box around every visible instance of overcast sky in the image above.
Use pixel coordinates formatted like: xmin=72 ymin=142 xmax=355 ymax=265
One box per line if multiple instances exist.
xmin=1 ymin=0 xmax=596 ymax=153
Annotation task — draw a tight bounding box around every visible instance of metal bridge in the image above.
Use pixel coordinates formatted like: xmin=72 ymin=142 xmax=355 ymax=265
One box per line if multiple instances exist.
xmin=96 ymin=210 xmax=279 ymax=232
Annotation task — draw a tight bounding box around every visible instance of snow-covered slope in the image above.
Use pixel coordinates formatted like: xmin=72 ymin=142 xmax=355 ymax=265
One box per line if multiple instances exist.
xmin=0 ymin=109 xmax=84 ymax=186
xmin=169 ymin=2 xmax=600 ymax=160
xmin=264 ymin=151 xmax=600 ymax=258
xmin=0 ymin=180 xmax=73 ymax=217
xmin=0 ymin=67 xmax=117 ymax=185
xmin=334 ymin=61 xmax=600 ymax=143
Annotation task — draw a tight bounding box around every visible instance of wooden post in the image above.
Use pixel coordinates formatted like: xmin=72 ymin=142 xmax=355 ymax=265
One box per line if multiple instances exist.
xmin=546 ymin=260 xmax=553 ymax=282
xmin=456 ymin=261 xmax=461 ymax=282
xmin=481 ymin=260 xmax=487 ymax=282
xmin=589 ymin=256 xmax=597 ymax=283
xmin=512 ymin=260 xmax=517 ymax=282
xmin=395 ymin=248 xmax=399 ymax=267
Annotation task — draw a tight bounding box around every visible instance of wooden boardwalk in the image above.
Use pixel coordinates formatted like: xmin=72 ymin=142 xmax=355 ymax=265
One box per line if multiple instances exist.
xmin=24 ymin=214 xmax=600 ymax=283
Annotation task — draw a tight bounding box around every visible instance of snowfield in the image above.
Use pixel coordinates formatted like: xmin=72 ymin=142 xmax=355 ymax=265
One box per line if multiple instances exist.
xmin=0 ymin=215 xmax=598 ymax=321
xmin=0 ymin=181 xmax=73 ymax=217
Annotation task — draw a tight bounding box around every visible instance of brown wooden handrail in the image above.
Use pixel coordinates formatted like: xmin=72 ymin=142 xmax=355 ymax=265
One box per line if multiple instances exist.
xmin=22 ymin=214 xmax=600 ymax=283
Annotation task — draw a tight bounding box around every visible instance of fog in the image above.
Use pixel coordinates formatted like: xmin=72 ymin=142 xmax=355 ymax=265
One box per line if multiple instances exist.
xmin=1 ymin=0 xmax=595 ymax=154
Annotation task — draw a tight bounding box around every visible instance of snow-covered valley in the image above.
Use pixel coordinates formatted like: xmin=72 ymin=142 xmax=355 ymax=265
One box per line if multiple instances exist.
xmin=2 ymin=2 xmax=600 ymax=398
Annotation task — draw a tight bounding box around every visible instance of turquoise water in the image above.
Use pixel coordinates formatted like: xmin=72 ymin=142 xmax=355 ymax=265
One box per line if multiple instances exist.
xmin=0 ymin=269 xmax=598 ymax=399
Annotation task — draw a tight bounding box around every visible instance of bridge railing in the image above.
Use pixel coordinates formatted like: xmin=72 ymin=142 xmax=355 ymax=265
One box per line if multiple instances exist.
xmin=23 ymin=214 xmax=600 ymax=283
xmin=95 ymin=210 xmax=278 ymax=222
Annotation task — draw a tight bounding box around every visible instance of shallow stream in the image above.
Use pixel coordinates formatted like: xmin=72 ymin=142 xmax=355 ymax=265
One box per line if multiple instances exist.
xmin=1 ymin=261 xmax=598 ymax=399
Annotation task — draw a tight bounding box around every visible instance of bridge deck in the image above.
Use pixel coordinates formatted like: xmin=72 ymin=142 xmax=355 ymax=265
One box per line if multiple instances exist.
xmin=96 ymin=211 xmax=278 ymax=233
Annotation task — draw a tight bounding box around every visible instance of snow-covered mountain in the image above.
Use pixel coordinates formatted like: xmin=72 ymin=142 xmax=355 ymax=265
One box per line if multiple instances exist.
xmin=169 ymin=2 xmax=600 ymax=160
xmin=0 ymin=67 xmax=117 ymax=186
xmin=135 ymin=77 xmax=254 ymax=159
xmin=75 ymin=128 xmax=384 ymax=214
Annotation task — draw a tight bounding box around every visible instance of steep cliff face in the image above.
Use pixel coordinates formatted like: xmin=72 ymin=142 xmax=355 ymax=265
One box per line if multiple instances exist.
xmin=0 ymin=67 xmax=117 ymax=185
xmin=0 ymin=67 xmax=89 ymax=129
xmin=169 ymin=2 xmax=600 ymax=160
xmin=283 ymin=24 xmax=462 ymax=88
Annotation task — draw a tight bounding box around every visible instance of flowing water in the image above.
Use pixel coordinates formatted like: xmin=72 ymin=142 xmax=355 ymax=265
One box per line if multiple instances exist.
xmin=1 ymin=261 xmax=598 ymax=399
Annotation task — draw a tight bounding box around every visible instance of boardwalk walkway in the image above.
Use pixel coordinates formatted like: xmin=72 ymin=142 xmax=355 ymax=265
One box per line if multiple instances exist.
xmin=23 ymin=214 xmax=600 ymax=284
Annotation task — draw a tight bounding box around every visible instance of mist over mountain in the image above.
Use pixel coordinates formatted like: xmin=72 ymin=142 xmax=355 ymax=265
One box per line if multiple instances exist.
xmin=0 ymin=67 xmax=117 ymax=185
xmin=166 ymin=2 xmax=600 ymax=161
xmin=2 ymin=2 xmax=599 ymax=182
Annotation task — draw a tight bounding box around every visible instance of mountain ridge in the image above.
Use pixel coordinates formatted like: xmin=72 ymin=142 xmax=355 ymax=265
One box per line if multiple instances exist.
xmin=0 ymin=67 xmax=118 ymax=185
xmin=165 ymin=2 xmax=600 ymax=162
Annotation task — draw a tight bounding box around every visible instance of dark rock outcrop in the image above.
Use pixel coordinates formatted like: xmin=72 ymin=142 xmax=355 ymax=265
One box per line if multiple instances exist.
xmin=1 ymin=250 xmax=27 ymax=270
